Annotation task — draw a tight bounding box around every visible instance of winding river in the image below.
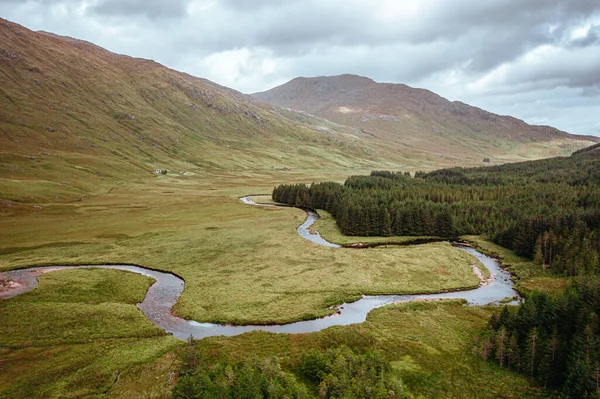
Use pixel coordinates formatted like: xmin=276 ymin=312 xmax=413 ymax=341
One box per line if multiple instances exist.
xmin=0 ymin=197 xmax=519 ymax=341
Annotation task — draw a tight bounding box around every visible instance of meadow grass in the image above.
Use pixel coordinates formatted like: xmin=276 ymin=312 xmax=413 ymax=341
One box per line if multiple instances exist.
xmin=0 ymin=175 xmax=481 ymax=325
xmin=0 ymin=338 xmax=179 ymax=398
xmin=0 ymin=269 xmax=164 ymax=347
xmin=0 ymin=268 xmax=180 ymax=398
xmin=247 ymin=194 xmax=278 ymax=204
xmin=107 ymin=351 xmax=179 ymax=398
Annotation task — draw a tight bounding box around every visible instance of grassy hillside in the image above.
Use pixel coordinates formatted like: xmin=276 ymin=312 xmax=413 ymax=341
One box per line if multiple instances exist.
xmin=1 ymin=19 xmax=415 ymax=204
xmin=3 ymin=19 xmax=595 ymax=208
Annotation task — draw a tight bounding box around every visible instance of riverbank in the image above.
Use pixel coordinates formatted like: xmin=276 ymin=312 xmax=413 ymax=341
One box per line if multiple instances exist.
xmin=1 ymin=199 xmax=518 ymax=342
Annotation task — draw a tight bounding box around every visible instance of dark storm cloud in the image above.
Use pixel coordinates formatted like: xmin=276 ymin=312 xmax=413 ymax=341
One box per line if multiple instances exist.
xmin=90 ymin=0 xmax=191 ymax=19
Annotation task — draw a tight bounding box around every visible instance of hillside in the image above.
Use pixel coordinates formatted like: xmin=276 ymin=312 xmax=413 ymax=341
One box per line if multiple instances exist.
xmin=253 ymin=74 xmax=598 ymax=163
xmin=0 ymin=19 xmax=394 ymax=203
xmin=2 ymin=18 xmax=598 ymax=205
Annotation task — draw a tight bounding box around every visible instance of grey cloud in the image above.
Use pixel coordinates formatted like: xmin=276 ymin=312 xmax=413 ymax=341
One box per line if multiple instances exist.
xmin=489 ymin=45 xmax=600 ymax=95
xmin=570 ymin=25 xmax=600 ymax=47
xmin=581 ymin=85 xmax=600 ymax=96
xmin=218 ymin=0 xmax=291 ymax=12
xmin=167 ymin=0 xmax=600 ymax=77
xmin=90 ymin=0 xmax=191 ymax=19
xmin=82 ymin=0 xmax=598 ymax=81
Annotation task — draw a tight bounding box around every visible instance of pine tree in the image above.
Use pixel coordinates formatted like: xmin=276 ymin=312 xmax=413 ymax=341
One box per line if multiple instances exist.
xmin=498 ymin=306 xmax=511 ymax=327
xmin=525 ymin=327 xmax=538 ymax=377
xmin=496 ymin=326 xmax=508 ymax=368
xmin=378 ymin=205 xmax=391 ymax=236
xmin=508 ymin=334 xmax=520 ymax=370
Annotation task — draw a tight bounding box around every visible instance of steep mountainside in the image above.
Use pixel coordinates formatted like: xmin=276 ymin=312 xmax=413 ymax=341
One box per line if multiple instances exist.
xmin=253 ymin=75 xmax=598 ymax=163
xmin=0 ymin=19 xmax=391 ymax=203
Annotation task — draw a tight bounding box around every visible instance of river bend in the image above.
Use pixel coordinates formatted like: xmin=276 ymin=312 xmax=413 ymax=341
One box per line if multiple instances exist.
xmin=0 ymin=196 xmax=519 ymax=340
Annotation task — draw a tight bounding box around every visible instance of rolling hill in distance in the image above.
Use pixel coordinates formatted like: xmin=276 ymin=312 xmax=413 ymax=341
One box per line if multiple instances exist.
xmin=253 ymin=74 xmax=598 ymax=163
xmin=2 ymin=17 xmax=598 ymax=206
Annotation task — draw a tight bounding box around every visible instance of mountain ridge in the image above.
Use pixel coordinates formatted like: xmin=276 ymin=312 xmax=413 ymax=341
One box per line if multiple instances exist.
xmin=253 ymin=74 xmax=598 ymax=159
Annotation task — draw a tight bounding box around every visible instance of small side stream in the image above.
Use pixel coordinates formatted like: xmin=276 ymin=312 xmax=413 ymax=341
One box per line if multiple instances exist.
xmin=0 ymin=197 xmax=519 ymax=341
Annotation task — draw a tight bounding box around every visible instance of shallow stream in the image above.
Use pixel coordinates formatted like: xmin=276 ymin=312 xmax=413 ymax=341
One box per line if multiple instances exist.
xmin=0 ymin=197 xmax=519 ymax=340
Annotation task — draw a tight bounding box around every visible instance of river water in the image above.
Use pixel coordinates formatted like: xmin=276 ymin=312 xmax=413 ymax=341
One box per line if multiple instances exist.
xmin=0 ymin=197 xmax=518 ymax=340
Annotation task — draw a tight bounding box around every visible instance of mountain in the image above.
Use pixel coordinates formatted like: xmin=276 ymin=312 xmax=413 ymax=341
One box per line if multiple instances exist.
xmin=2 ymin=18 xmax=597 ymax=205
xmin=253 ymin=74 xmax=599 ymax=163
xmin=0 ymin=19 xmax=391 ymax=203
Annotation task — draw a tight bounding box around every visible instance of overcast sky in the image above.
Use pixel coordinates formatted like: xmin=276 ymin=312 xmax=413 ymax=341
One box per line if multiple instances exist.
xmin=1 ymin=0 xmax=599 ymax=136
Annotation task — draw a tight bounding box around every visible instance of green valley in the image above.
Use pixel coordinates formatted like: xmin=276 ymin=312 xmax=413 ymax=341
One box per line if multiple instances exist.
xmin=1 ymin=15 xmax=598 ymax=399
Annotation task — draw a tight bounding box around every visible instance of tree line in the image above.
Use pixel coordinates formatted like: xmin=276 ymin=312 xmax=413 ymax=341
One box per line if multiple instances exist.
xmin=272 ymin=146 xmax=600 ymax=276
xmin=476 ymin=278 xmax=600 ymax=398
xmin=173 ymin=345 xmax=411 ymax=398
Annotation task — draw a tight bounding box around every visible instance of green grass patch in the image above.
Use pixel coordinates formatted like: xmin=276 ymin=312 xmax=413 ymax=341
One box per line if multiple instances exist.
xmin=0 ymin=337 xmax=179 ymax=398
xmin=0 ymin=267 xmax=180 ymax=398
xmin=0 ymin=269 xmax=164 ymax=347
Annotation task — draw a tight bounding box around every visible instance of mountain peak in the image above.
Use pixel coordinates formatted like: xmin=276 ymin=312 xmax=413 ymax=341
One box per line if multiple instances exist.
xmin=253 ymin=75 xmax=599 ymax=160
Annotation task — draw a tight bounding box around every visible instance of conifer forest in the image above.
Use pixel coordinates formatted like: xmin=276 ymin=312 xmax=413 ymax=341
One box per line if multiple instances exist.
xmin=273 ymin=145 xmax=600 ymax=277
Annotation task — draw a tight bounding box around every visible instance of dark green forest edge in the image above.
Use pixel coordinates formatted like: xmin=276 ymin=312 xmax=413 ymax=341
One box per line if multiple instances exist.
xmin=273 ymin=144 xmax=600 ymax=276
xmin=479 ymin=280 xmax=600 ymax=398
xmin=267 ymin=144 xmax=600 ymax=398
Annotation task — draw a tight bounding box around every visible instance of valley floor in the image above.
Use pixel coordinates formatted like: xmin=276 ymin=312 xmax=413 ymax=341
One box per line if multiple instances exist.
xmin=0 ymin=171 xmax=559 ymax=398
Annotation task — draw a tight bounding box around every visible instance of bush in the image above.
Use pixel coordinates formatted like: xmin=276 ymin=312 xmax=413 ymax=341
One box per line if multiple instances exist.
xmin=174 ymin=345 xmax=412 ymax=399
xmin=173 ymin=356 xmax=308 ymax=399
xmin=300 ymin=345 xmax=410 ymax=399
